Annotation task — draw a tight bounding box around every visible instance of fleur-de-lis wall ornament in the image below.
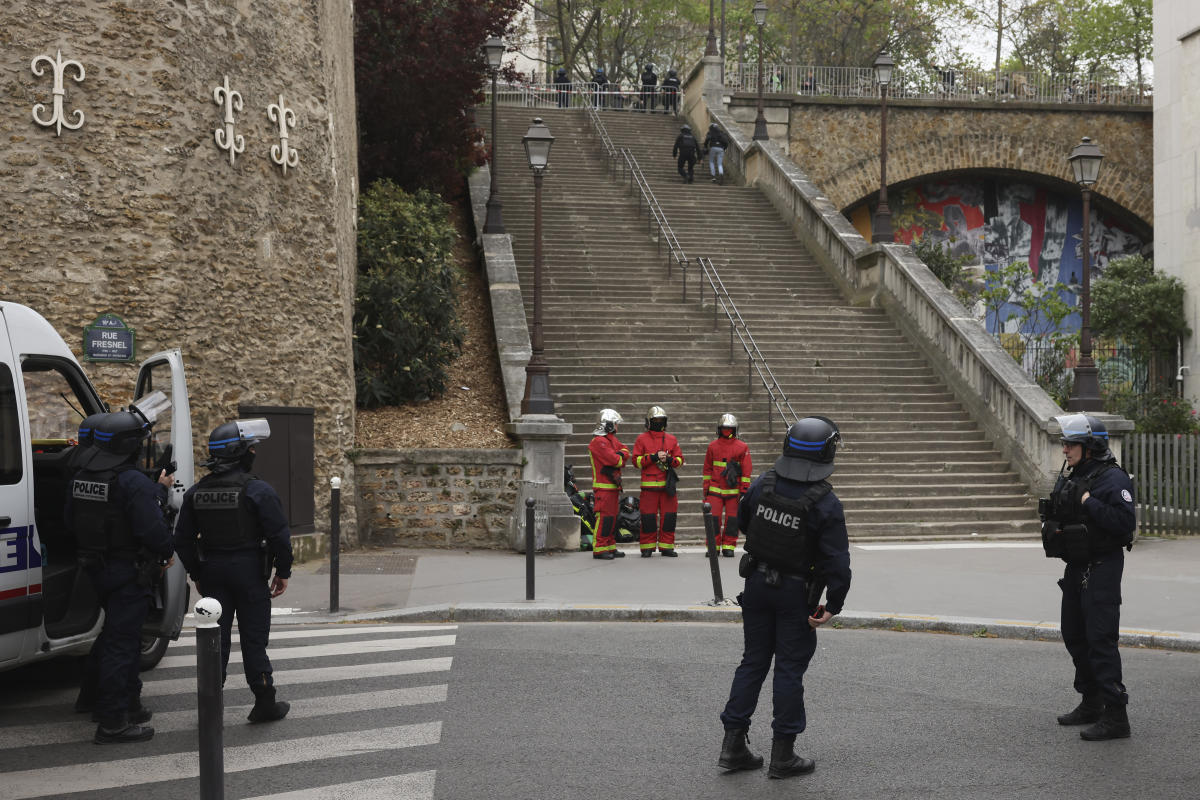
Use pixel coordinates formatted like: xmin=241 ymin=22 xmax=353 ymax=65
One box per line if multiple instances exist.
xmin=267 ymin=94 xmax=299 ymax=174
xmin=31 ymin=49 xmax=85 ymax=136
xmin=212 ymin=75 xmax=245 ymax=166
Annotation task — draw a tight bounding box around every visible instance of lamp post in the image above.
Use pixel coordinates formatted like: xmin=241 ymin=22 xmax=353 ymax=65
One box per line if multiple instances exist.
xmin=871 ymin=51 xmax=895 ymax=244
xmin=706 ymin=0 xmax=718 ymax=56
xmin=483 ymin=36 xmax=506 ymax=234
xmin=752 ymin=1 xmax=768 ymax=141
xmin=521 ymin=117 xmax=556 ymax=415
xmin=1066 ymin=136 xmax=1105 ymax=412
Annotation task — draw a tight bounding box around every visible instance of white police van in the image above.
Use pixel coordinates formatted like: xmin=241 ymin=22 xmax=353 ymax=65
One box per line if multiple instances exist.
xmin=0 ymin=301 xmax=193 ymax=672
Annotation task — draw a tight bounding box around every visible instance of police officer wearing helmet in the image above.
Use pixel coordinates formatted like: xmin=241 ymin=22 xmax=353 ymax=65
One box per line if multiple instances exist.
xmin=661 ymin=68 xmax=681 ymax=114
xmin=1040 ymin=413 xmax=1136 ymax=740
xmin=719 ymin=416 xmax=851 ymax=779
xmin=65 ymin=395 xmax=176 ymax=744
xmin=673 ymin=124 xmax=700 ymax=183
xmin=174 ymin=419 xmax=294 ymax=723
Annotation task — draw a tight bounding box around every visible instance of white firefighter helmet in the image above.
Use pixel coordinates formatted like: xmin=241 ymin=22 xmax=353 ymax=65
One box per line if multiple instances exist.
xmin=595 ymin=408 xmax=622 ymax=435
xmin=645 ymin=406 xmax=668 ymax=430
xmin=717 ymin=413 xmax=738 ymax=437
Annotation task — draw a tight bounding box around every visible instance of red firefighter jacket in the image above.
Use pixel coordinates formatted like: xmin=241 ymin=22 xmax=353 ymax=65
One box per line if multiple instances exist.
xmin=703 ymin=435 xmax=752 ymax=498
xmin=632 ymin=431 xmax=684 ymax=490
xmin=589 ymin=432 xmax=630 ymax=492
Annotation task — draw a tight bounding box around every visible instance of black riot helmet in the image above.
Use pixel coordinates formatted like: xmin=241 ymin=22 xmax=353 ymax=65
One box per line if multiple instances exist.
xmin=680 ymin=123 xmax=691 ymax=132
xmin=775 ymin=416 xmax=841 ymax=482
xmin=206 ymin=418 xmax=272 ymax=471
xmin=668 ymin=69 xmax=677 ymax=77
xmin=1056 ymin=413 xmax=1109 ymax=457
xmin=86 ymin=412 xmax=150 ymax=470
xmin=76 ymin=412 xmax=108 ymax=447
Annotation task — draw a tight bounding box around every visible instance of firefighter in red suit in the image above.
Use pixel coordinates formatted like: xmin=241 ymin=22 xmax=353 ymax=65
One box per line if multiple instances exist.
xmin=703 ymin=413 xmax=752 ymax=556
xmin=632 ymin=406 xmax=685 ymax=557
xmin=589 ymin=408 xmax=630 ymax=560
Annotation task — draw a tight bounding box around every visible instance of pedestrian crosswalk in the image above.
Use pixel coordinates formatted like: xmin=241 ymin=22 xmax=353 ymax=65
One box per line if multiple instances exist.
xmin=0 ymin=623 xmax=458 ymax=799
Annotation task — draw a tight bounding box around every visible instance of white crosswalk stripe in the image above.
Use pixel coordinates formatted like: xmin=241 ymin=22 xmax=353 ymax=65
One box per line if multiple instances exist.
xmin=155 ymin=633 xmax=457 ymax=670
xmin=0 ymin=623 xmax=459 ymax=799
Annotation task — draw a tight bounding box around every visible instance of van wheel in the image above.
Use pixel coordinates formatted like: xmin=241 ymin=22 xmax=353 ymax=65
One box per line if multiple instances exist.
xmin=139 ymin=635 xmax=170 ymax=671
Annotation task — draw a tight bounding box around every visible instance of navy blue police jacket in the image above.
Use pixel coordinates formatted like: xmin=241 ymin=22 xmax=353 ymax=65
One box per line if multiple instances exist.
xmin=174 ymin=466 xmax=294 ymax=580
xmin=1067 ymin=455 xmax=1136 ymax=548
xmin=64 ymin=468 xmax=174 ymax=562
xmin=738 ymin=471 xmax=852 ymax=615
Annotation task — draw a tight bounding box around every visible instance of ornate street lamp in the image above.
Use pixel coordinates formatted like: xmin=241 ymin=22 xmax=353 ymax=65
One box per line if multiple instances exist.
xmin=483 ymin=36 xmax=506 ymax=234
xmin=871 ymin=51 xmax=895 ymax=244
xmin=752 ymin=1 xmax=768 ymax=141
xmin=706 ymin=0 xmax=719 ymax=56
xmin=1066 ymin=136 xmax=1105 ymax=411
xmin=521 ymin=117 xmax=556 ymax=414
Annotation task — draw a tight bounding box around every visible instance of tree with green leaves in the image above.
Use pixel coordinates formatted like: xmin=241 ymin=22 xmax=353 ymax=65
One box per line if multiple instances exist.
xmin=1092 ymin=255 xmax=1190 ymax=356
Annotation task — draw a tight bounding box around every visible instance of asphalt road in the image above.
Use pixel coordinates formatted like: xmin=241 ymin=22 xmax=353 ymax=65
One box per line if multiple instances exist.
xmin=1 ymin=622 xmax=1197 ymax=799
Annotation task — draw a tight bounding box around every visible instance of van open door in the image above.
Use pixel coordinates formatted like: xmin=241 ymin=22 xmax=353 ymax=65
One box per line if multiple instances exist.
xmin=133 ymin=349 xmax=193 ymax=668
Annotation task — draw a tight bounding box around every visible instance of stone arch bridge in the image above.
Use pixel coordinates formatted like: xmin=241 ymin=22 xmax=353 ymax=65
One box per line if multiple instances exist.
xmin=727 ymin=95 xmax=1153 ymax=234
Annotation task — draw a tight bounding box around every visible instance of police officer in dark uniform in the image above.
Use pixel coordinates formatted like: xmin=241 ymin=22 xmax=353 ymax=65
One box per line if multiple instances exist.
xmin=660 ymin=68 xmax=681 ymax=114
xmin=718 ymin=416 xmax=851 ymax=779
xmin=640 ymin=64 xmax=658 ymax=111
xmin=1040 ymin=413 xmax=1136 ymax=740
xmin=673 ymin=124 xmax=699 ymax=183
xmin=66 ymin=397 xmax=176 ymax=744
xmin=174 ymin=419 xmax=293 ymax=723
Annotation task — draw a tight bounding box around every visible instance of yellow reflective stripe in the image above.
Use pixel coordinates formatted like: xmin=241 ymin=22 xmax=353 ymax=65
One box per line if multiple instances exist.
xmin=640 ymin=542 xmax=656 ymax=550
xmin=740 ymin=476 xmax=751 ymax=484
xmin=713 ymin=460 xmax=728 ymax=467
xmin=594 ymin=482 xmax=619 ymax=490
xmin=641 ymin=480 xmax=666 ymax=488
xmin=709 ymin=487 xmax=739 ymax=496
xmin=720 ymin=543 xmax=736 ymax=550
xmin=593 ymin=542 xmax=615 ymax=552
xmin=658 ymin=543 xmax=675 ymax=550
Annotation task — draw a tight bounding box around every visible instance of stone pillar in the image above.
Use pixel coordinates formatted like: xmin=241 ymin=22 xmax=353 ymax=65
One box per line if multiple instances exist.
xmin=507 ymin=414 xmax=578 ymax=550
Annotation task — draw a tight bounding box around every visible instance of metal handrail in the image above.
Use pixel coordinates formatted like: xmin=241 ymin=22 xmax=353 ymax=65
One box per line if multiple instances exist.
xmin=697 ymin=256 xmax=799 ymax=433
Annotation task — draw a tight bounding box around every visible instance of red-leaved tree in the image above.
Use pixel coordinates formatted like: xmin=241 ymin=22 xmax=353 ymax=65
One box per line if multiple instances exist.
xmin=355 ymin=0 xmax=522 ymax=196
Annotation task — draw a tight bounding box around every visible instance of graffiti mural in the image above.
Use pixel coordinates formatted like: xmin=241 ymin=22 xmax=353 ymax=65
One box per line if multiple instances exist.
xmin=848 ymin=178 xmax=1148 ymax=334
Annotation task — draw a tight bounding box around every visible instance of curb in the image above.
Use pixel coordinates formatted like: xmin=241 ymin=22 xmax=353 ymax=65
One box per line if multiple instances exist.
xmin=261 ymin=604 xmax=1200 ymax=653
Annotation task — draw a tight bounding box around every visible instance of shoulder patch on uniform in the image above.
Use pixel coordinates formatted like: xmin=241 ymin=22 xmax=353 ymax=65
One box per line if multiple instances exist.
xmin=1121 ymin=489 xmax=1132 ymax=503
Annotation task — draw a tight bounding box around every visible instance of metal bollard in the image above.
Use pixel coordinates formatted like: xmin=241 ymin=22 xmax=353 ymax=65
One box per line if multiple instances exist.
xmin=194 ymin=597 xmax=225 ymax=800
xmin=701 ymin=503 xmax=724 ymax=603
xmin=525 ymin=496 xmax=536 ymax=601
xmin=329 ymin=476 xmax=341 ymax=613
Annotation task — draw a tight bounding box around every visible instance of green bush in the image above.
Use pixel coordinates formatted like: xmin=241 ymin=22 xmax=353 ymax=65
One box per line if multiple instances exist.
xmin=354 ymin=180 xmax=463 ymax=408
xmin=911 ymin=236 xmax=975 ymax=303
xmin=1107 ymin=389 xmax=1200 ymax=434
xmin=1092 ymin=255 xmax=1192 ymax=353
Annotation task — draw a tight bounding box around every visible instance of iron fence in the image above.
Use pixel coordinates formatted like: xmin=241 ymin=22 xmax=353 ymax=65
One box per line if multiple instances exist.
xmin=997 ymin=339 xmax=1176 ymax=417
xmin=726 ymin=63 xmax=1151 ymax=106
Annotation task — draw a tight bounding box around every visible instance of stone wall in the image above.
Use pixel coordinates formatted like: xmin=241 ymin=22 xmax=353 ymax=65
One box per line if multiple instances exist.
xmin=728 ymin=95 xmax=1152 ymax=227
xmin=354 ymin=450 xmax=523 ymax=548
xmin=0 ymin=0 xmax=359 ymax=537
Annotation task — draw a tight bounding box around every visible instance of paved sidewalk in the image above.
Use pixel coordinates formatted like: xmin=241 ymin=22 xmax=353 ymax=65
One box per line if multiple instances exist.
xmin=225 ymin=536 xmax=1200 ymax=651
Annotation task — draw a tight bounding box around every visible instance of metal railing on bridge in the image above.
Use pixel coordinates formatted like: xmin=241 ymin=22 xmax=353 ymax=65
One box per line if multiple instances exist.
xmin=484 ymin=82 xmax=683 ymax=113
xmin=726 ymin=63 xmax=1151 ymax=106
xmin=582 ymin=104 xmax=799 ymax=435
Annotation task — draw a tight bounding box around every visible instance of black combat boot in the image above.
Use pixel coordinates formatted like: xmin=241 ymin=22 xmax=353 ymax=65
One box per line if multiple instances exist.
xmin=641 ymin=550 xmax=654 ymax=558
xmin=718 ymin=728 xmax=763 ymax=772
xmin=248 ymin=684 xmax=290 ymax=723
xmin=1056 ymin=695 xmax=1104 ymax=726
xmin=94 ymin=710 xmax=154 ymax=744
xmin=768 ymin=734 xmax=816 ymax=779
xmin=1080 ymin=705 xmax=1131 ymax=741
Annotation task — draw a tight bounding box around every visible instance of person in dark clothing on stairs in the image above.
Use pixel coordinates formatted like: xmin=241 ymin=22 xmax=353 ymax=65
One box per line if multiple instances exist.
xmin=640 ymin=65 xmax=658 ymax=111
xmin=661 ymin=69 xmax=681 ymax=114
xmin=673 ymin=124 xmax=699 ymax=183
xmin=704 ymin=123 xmax=729 ymax=184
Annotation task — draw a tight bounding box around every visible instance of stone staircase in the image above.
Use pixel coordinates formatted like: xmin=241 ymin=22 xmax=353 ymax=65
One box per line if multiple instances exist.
xmin=486 ymin=106 xmax=1038 ymax=541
